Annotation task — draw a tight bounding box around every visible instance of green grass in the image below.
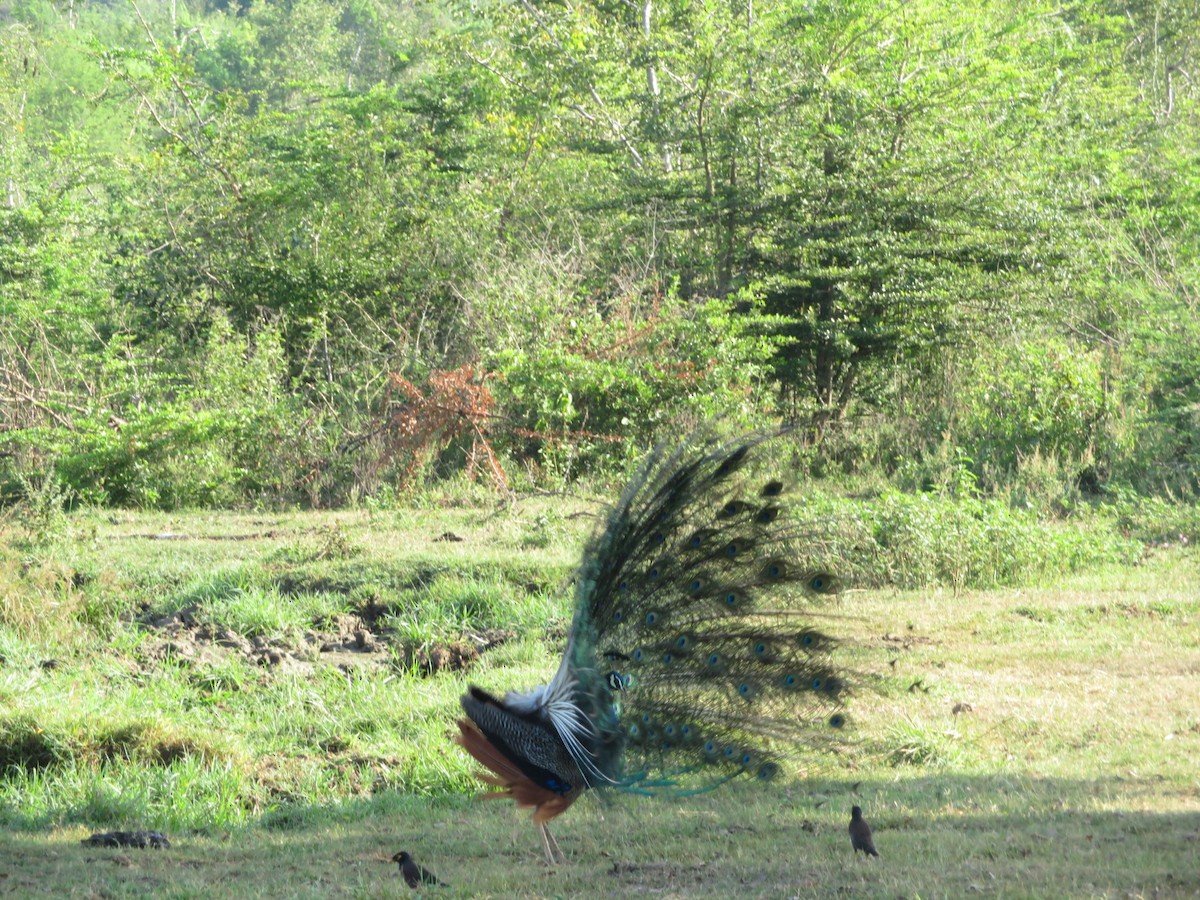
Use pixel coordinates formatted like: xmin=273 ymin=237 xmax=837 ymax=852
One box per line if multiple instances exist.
xmin=0 ymin=501 xmax=1197 ymax=897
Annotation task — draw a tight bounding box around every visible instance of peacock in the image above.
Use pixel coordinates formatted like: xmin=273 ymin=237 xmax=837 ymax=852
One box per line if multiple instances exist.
xmin=454 ymin=429 xmax=851 ymax=864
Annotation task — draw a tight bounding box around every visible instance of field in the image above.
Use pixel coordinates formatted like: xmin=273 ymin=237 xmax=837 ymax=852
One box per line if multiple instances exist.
xmin=1 ymin=501 xmax=1197 ymax=898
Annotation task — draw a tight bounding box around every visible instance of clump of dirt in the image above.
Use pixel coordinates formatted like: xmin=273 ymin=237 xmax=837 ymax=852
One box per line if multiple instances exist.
xmin=409 ymin=641 xmax=478 ymax=675
xmin=138 ymin=606 xmax=502 ymax=679
xmin=81 ymin=830 xmax=171 ymax=849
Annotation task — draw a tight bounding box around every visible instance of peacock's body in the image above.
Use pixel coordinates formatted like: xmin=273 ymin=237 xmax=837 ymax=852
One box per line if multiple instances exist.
xmin=455 ymin=430 xmax=850 ymax=863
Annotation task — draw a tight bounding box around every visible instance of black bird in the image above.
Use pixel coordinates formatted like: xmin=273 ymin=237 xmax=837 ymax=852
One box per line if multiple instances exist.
xmin=392 ymin=851 xmax=443 ymax=888
xmin=849 ymin=805 xmax=879 ymax=858
xmin=454 ymin=429 xmax=855 ymax=864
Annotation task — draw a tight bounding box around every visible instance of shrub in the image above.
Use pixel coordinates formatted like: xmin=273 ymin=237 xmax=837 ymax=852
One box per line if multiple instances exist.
xmin=801 ymin=489 xmax=1141 ymax=591
xmin=954 ymin=337 xmax=1112 ymax=481
xmin=1 ymin=316 xmax=314 ymax=509
xmin=481 ymin=283 xmax=783 ymax=479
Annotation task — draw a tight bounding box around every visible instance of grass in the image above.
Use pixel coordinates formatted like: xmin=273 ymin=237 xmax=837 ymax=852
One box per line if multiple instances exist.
xmin=0 ymin=498 xmax=1197 ymax=897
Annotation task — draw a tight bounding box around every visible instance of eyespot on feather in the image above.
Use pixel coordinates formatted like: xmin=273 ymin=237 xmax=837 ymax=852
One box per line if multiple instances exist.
xmin=714 ymin=445 xmax=749 ymax=477
xmin=760 ymin=480 xmax=784 ymax=497
xmin=762 ymin=560 xmax=785 ymax=579
xmin=755 ymin=505 xmax=780 ymax=524
xmin=718 ymin=500 xmax=747 ymax=519
xmin=756 ymin=762 xmax=779 ymax=780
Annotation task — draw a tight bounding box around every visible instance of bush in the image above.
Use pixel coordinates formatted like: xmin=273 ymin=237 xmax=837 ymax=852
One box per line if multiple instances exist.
xmin=484 ymin=284 xmax=783 ymax=478
xmin=799 ymin=489 xmax=1141 ymax=591
xmin=1 ymin=316 xmax=316 ymax=509
xmin=1114 ymin=326 xmax=1200 ymax=497
xmin=954 ymin=337 xmax=1113 ymax=481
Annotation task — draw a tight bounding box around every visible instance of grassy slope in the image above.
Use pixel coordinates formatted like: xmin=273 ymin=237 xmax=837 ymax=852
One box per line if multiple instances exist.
xmin=0 ymin=504 xmax=1198 ymax=897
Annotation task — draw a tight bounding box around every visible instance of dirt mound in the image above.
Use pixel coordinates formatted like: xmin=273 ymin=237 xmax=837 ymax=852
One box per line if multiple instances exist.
xmin=140 ymin=607 xmax=508 ymax=678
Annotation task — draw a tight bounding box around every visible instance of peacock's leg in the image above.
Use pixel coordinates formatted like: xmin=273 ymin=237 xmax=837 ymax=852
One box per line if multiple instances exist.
xmin=538 ymin=822 xmax=565 ymax=866
xmin=545 ymin=825 xmax=564 ymax=864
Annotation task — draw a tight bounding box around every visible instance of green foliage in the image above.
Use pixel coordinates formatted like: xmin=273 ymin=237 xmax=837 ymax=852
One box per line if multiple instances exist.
xmin=801 ymin=489 xmax=1141 ymax=591
xmin=0 ymin=0 xmax=1198 ymax=507
xmin=883 ymin=718 xmax=966 ymax=769
xmin=484 ymin=285 xmax=781 ymax=474
xmin=10 ymin=470 xmax=72 ymax=545
xmin=2 ymin=317 xmax=311 ymax=509
xmin=1105 ymin=492 xmax=1200 ymax=546
xmin=752 ymin=3 xmax=1098 ymax=422
xmin=1122 ymin=324 xmax=1200 ymax=496
xmin=955 ymin=338 xmax=1114 ymax=478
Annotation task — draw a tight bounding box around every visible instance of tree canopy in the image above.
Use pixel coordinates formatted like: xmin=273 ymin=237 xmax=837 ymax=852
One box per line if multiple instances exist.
xmin=1 ymin=0 xmax=1197 ymax=505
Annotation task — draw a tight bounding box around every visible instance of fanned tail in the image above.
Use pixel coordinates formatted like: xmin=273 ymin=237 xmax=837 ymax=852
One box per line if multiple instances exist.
xmin=557 ymin=428 xmax=853 ymax=794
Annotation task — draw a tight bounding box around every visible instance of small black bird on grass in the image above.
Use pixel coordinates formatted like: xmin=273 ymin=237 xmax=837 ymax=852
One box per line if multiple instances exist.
xmin=849 ymin=806 xmax=879 ymax=858
xmin=392 ymin=851 xmax=444 ymax=888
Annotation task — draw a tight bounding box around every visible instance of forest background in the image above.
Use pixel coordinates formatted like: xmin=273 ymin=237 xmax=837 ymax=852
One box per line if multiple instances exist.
xmin=1 ymin=0 xmax=1198 ymax=523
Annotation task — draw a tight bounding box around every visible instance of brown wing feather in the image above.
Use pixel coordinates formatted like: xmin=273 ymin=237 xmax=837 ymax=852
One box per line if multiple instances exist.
xmin=455 ymin=719 xmax=580 ymax=823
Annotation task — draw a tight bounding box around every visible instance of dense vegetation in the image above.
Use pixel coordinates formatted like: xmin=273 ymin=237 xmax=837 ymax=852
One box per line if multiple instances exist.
xmin=1 ymin=0 xmax=1196 ymax=511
